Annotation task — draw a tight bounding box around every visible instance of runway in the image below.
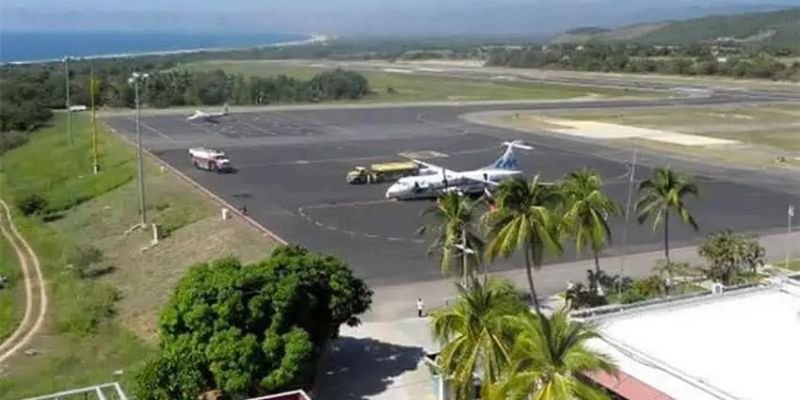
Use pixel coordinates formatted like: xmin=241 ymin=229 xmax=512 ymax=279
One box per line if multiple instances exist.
xmin=103 ymin=95 xmax=800 ymax=287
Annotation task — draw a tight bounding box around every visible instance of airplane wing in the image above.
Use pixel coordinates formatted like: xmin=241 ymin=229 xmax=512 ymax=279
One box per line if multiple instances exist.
xmin=410 ymin=159 xmax=457 ymax=177
xmin=460 ymin=171 xmax=501 ymax=186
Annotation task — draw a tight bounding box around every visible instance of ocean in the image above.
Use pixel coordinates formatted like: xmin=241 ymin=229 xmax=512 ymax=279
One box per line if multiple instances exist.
xmin=0 ymin=31 xmax=310 ymax=64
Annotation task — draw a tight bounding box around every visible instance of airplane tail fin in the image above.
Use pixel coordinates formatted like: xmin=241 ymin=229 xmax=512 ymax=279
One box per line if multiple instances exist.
xmin=488 ymin=141 xmax=533 ymax=170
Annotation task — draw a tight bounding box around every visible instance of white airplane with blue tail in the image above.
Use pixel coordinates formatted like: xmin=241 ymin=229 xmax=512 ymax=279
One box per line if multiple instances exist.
xmin=385 ymin=140 xmax=533 ymax=200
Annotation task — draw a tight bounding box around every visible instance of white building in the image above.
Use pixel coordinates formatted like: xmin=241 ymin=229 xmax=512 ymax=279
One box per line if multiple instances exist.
xmin=580 ymin=279 xmax=800 ymax=400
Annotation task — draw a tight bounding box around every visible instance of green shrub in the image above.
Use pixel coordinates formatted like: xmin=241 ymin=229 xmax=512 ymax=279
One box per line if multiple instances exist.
xmin=54 ymin=280 xmax=118 ymax=336
xmin=619 ymin=276 xmax=665 ymax=304
xmin=64 ymin=245 xmax=104 ymax=278
xmin=16 ymin=194 xmax=48 ymax=216
xmin=136 ymin=246 xmax=372 ymax=398
xmin=565 ymin=283 xmax=608 ymax=309
xmin=0 ymin=131 xmax=29 ymax=155
xmin=155 ymin=204 xmax=205 ymax=237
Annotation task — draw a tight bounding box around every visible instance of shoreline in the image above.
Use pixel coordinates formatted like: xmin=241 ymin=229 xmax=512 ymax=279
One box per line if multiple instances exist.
xmin=2 ymin=33 xmax=330 ymax=66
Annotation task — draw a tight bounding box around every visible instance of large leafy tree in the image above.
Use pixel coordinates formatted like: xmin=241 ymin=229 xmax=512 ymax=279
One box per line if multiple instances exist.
xmin=635 ymin=167 xmax=699 ymax=265
xmin=495 ymin=309 xmax=617 ymax=400
xmin=562 ymin=169 xmax=620 ymax=273
xmin=483 ymin=176 xmax=563 ymax=313
xmin=134 ymin=246 xmax=372 ymax=400
xmin=699 ymin=229 xmax=765 ymax=285
xmin=431 ymin=278 xmax=525 ymax=400
xmin=307 ymin=68 xmax=370 ymax=100
xmin=418 ymin=191 xmax=484 ymax=283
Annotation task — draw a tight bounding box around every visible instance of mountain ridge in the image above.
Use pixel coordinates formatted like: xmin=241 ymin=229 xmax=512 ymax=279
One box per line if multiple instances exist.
xmin=553 ymin=6 xmax=800 ymax=47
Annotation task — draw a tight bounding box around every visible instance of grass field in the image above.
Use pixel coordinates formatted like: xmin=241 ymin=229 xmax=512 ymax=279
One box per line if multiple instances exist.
xmin=0 ymin=114 xmax=275 ymax=398
xmin=181 ymin=60 xmax=653 ymax=102
xmin=0 ymin=236 xmax=23 ymax=341
xmin=774 ymin=259 xmax=800 ymax=271
xmin=535 ymin=104 xmax=800 ymax=151
xmin=481 ymin=103 xmax=800 ymax=169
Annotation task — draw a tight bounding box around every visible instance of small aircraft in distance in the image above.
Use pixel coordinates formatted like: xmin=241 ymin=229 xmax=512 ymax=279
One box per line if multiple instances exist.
xmin=187 ymin=104 xmax=229 ymax=123
xmin=385 ymin=140 xmax=534 ymax=200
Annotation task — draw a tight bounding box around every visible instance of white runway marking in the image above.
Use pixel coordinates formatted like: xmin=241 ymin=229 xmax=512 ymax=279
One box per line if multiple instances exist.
xmin=187 ymin=120 xmax=232 ymax=141
xmin=235 ymin=145 xmax=497 ymax=168
xmin=231 ymin=118 xmax=276 ymax=136
xmin=296 ymin=201 xmax=422 ymax=244
xmin=127 ymin=117 xmax=182 ymax=143
xmin=302 ymin=199 xmax=393 ymax=210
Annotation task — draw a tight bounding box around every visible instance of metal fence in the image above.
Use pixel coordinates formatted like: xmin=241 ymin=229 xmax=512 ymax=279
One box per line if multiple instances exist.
xmin=21 ymin=382 xmax=128 ymax=400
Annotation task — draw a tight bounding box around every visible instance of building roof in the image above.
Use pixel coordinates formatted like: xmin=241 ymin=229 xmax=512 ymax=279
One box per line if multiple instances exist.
xmin=247 ymin=390 xmax=311 ymax=400
xmin=584 ymin=281 xmax=800 ymax=400
xmin=587 ymin=370 xmax=674 ymax=400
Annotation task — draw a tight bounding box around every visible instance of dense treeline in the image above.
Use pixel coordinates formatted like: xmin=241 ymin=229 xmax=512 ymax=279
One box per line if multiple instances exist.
xmin=0 ymin=78 xmax=53 ymax=153
xmin=142 ymin=68 xmax=369 ymax=107
xmin=0 ymin=58 xmax=369 ymax=137
xmin=487 ymin=42 xmax=800 ymax=80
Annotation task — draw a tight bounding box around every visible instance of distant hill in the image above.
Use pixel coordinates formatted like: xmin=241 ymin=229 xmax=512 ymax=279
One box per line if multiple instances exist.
xmin=565 ymin=27 xmax=611 ymax=35
xmin=553 ymin=7 xmax=800 ymax=47
xmin=553 ymin=23 xmax=668 ymax=44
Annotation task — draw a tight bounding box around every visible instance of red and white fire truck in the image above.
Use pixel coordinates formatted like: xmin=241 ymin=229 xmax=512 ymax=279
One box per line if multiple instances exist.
xmin=189 ymin=147 xmax=232 ymax=172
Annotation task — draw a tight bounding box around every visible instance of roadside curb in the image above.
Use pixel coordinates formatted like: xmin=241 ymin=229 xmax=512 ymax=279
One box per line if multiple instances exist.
xmin=106 ymin=124 xmax=288 ymax=245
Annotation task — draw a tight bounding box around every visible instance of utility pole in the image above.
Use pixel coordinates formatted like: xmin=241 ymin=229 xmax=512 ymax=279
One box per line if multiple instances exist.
xmin=90 ymin=66 xmax=100 ymax=174
xmin=619 ymin=148 xmax=638 ymax=294
xmin=787 ymin=204 xmax=795 ymax=268
xmin=64 ymin=57 xmax=73 ymax=146
xmin=129 ymin=72 xmax=150 ymax=227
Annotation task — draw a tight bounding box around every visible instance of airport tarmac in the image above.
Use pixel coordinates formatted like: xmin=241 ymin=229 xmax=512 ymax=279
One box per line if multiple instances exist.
xmin=104 ymin=98 xmax=800 ymax=287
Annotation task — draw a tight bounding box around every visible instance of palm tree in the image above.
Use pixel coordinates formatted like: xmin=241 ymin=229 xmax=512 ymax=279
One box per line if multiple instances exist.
xmin=418 ymin=191 xmax=484 ymax=284
xmin=483 ymin=176 xmax=563 ymax=314
xmin=495 ymin=309 xmax=617 ymax=400
xmin=431 ymin=278 xmax=525 ymax=400
xmin=635 ymin=167 xmax=699 ymax=265
xmin=562 ymin=169 xmax=621 ymax=274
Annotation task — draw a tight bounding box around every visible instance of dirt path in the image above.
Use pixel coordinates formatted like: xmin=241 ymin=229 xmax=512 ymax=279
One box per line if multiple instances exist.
xmin=0 ymin=199 xmax=47 ymax=364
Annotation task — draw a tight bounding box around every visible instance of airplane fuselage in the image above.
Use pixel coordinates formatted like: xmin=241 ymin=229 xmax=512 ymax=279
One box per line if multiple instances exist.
xmin=385 ymin=168 xmax=521 ymax=200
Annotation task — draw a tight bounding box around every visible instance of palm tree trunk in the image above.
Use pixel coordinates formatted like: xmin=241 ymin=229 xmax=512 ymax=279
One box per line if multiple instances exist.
xmin=593 ymin=250 xmax=601 ymax=274
xmin=461 ymin=228 xmax=469 ymax=288
xmin=523 ymin=244 xmax=542 ymax=314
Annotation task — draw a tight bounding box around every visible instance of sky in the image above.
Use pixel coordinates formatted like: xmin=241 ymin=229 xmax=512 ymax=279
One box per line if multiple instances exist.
xmin=0 ymin=0 xmax=795 ymax=35
xmin=0 ymin=0 xmax=785 ymax=10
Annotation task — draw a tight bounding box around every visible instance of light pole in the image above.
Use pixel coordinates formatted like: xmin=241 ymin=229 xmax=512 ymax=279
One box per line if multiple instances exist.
xmin=619 ymin=148 xmax=638 ymax=294
xmin=90 ymin=66 xmax=100 ymax=174
xmin=64 ymin=57 xmax=73 ymax=146
xmin=787 ymin=204 xmax=795 ymax=268
xmin=129 ymin=72 xmax=149 ymax=227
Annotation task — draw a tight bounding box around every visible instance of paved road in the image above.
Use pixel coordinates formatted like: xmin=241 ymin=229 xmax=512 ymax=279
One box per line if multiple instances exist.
xmin=104 ymin=96 xmax=800 ymax=292
xmin=271 ymin=59 xmax=800 ymax=99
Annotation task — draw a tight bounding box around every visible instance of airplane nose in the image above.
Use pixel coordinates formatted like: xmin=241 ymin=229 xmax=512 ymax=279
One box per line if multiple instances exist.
xmin=385 ymin=185 xmax=398 ymax=199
